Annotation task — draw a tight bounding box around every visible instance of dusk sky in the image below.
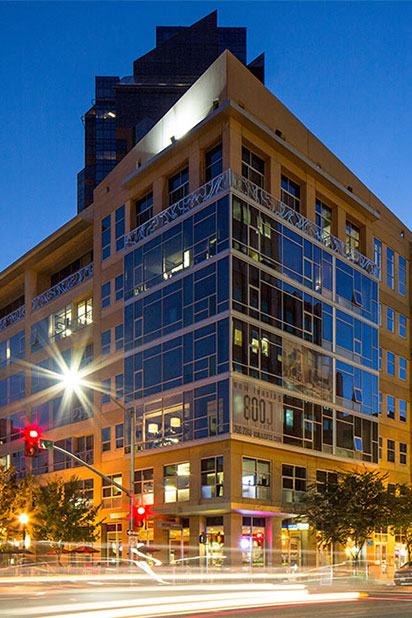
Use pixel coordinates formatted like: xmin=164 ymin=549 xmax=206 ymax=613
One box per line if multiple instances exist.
xmin=1 ymin=1 xmax=412 ymax=272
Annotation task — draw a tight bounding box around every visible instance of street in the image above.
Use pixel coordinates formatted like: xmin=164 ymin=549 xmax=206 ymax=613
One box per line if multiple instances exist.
xmin=1 ymin=576 xmax=412 ymax=618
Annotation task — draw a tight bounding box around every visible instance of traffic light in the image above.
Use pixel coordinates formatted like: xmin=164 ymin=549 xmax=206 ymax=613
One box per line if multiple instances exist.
xmin=133 ymin=504 xmax=150 ymax=527
xmin=24 ymin=426 xmax=40 ymax=458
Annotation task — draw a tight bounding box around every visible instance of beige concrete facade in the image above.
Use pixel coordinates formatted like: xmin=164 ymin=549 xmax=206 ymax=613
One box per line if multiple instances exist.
xmin=0 ymin=51 xmax=410 ymax=571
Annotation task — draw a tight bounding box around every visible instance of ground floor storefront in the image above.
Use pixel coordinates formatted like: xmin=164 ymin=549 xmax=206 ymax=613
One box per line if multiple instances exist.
xmin=100 ymin=512 xmax=409 ymax=574
xmin=100 ymin=511 xmax=319 ymax=568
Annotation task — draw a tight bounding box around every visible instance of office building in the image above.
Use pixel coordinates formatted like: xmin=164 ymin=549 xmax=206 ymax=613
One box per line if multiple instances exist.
xmin=77 ymin=11 xmax=264 ymax=212
xmin=0 ymin=25 xmax=410 ymax=572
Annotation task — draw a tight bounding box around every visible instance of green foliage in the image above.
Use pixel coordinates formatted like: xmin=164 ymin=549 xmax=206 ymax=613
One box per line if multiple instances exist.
xmin=300 ymin=468 xmax=390 ymax=560
xmin=388 ymin=485 xmax=412 ymax=558
xmin=0 ymin=465 xmax=31 ymax=543
xmin=32 ymin=476 xmax=101 ymax=560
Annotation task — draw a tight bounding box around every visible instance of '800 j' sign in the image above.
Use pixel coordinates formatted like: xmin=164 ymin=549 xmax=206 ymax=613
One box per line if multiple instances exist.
xmin=232 ymin=380 xmax=283 ymax=444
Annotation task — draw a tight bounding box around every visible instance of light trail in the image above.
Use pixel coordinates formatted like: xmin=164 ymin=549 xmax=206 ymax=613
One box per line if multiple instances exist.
xmin=6 ymin=589 xmax=362 ymax=618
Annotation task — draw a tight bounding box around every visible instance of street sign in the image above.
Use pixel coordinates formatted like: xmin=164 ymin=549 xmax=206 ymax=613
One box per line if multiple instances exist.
xmin=127 ymin=529 xmax=138 ymax=537
xmin=39 ymin=439 xmax=54 ymax=450
xmin=157 ymin=521 xmax=182 ymax=530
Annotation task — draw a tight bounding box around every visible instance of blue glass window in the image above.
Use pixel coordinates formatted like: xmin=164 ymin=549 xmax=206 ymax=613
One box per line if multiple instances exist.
xmin=387 ymin=395 xmax=395 ymax=419
xmin=135 ymin=193 xmax=153 ymax=228
xmin=124 ymin=197 xmax=229 ymax=300
xmin=101 ymin=330 xmax=111 ymax=356
xmin=399 ymin=256 xmax=406 ymax=296
xmin=115 ymin=274 xmax=124 ymax=302
xmin=168 ymin=167 xmax=189 ymax=206
xmin=386 ymin=247 xmax=394 ymax=289
xmin=205 ymin=144 xmax=222 ymax=182
xmin=115 ymin=324 xmax=124 ymax=351
xmin=0 ymin=372 xmax=25 ymax=407
xmin=115 ymin=374 xmax=124 ymax=400
xmin=115 ymin=205 xmax=125 ymax=252
xmin=373 ymin=238 xmax=381 ymax=279
xmin=399 ymin=357 xmax=407 ymax=380
xmin=387 ymin=351 xmax=395 ymax=376
xmin=386 ymin=307 xmax=394 ymax=332
xmin=102 ymin=281 xmax=111 ymax=308
xmin=399 ymin=400 xmax=407 ymax=423
xmin=336 ymin=361 xmax=378 ymax=416
xmin=102 ymin=378 xmax=111 ymax=404
xmin=31 ymin=317 xmax=49 ymax=351
xmin=102 ymin=215 xmax=111 ymax=260
xmin=124 ymin=259 xmax=229 ymax=352
xmin=399 ymin=314 xmax=406 ymax=338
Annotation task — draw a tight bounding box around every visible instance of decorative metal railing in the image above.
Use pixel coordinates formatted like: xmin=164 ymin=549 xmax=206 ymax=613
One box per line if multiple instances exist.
xmin=0 ymin=305 xmax=25 ymax=333
xmin=32 ymin=263 xmax=94 ymax=312
xmin=125 ymin=170 xmax=231 ymax=248
xmin=52 ymin=315 xmax=93 ymax=342
xmin=229 ymin=171 xmax=379 ymax=278
xmin=124 ymin=169 xmax=378 ymax=278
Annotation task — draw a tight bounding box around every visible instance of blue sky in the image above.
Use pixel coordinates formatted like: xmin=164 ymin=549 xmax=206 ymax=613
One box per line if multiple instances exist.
xmin=1 ymin=1 xmax=412 ymax=271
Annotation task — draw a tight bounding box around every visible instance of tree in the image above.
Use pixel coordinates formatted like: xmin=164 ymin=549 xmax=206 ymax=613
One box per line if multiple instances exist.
xmin=300 ymin=469 xmax=390 ymax=566
xmin=32 ymin=476 xmax=101 ymax=564
xmin=388 ymin=484 xmax=412 ymax=562
xmin=0 ymin=465 xmax=31 ymax=544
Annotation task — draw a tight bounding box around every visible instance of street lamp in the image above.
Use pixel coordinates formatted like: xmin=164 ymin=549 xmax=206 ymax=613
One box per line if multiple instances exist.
xmin=18 ymin=513 xmax=29 ymax=549
xmin=19 ymin=513 xmax=29 ymax=525
xmin=60 ymin=368 xmax=83 ymax=391
xmin=58 ymin=367 xmax=137 ymax=558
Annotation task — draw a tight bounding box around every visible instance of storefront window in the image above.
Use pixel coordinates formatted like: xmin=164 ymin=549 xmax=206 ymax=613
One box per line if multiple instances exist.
xmin=241 ymin=516 xmax=265 ymax=567
xmin=205 ymin=516 xmax=225 ymax=567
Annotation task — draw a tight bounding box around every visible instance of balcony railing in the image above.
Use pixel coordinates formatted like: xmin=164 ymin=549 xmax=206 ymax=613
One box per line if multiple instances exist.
xmin=0 ymin=305 xmax=25 ymax=333
xmin=52 ymin=315 xmax=93 ymax=342
xmin=32 ymin=263 xmax=94 ymax=312
xmin=125 ymin=170 xmax=231 ymax=248
xmin=230 ymin=171 xmax=379 ymax=278
xmin=125 ymin=169 xmax=378 ymax=278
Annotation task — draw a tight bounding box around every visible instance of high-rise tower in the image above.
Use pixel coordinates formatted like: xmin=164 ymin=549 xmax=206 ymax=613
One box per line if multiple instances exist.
xmin=77 ymin=11 xmax=264 ymax=212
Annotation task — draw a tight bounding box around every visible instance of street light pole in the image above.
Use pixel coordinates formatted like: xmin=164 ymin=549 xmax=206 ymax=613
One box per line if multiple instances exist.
xmin=57 ymin=370 xmax=138 ymax=559
xmin=109 ymin=397 xmax=136 ymax=558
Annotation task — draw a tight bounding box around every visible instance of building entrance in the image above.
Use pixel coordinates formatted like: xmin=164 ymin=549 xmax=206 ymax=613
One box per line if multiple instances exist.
xmin=205 ymin=516 xmax=225 ymax=567
xmin=168 ymin=519 xmax=190 ymax=565
xmin=241 ymin=516 xmax=265 ymax=567
xmin=281 ymin=524 xmax=302 ymax=568
xmin=103 ymin=523 xmax=123 ymax=563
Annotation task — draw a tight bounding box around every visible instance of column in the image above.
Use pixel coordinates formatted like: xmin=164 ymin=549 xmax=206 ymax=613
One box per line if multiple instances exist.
xmin=189 ymin=515 xmax=205 ymax=564
xmin=124 ymin=199 xmax=133 ymax=234
xmin=363 ymin=224 xmax=374 ymax=260
xmin=153 ymin=175 xmax=166 ymax=216
xmin=224 ymin=512 xmax=243 ymax=567
xmin=304 ymin=176 xmax=316 ymax=222
xmin=188 ymin=142 xmax=201 ymax=192
xmin=153 ymin=523 xmax=170 ymax=565
xmin=269 ymin=159 xmax=281 ymax=201
xmin=24 ymin=269 xmax=37 ymax=319
xmin=223 ymin=120 xmax=242 ymax=175
xmin=335 ymin=205 xmax=347 ymax=243
xmin=269 ymin=517 xmax=283 ymax=567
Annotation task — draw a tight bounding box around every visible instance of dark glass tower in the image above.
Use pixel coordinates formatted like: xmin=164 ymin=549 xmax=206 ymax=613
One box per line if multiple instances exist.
xmin=77 ymin=11 xmax=264 ymax=212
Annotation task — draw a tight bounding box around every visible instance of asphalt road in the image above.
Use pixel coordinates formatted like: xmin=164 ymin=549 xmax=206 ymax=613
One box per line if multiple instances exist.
xmin=172 ymin=597 xmax=412 ymax=618
xmin=1 ymin=578 xmax=412 ymax=618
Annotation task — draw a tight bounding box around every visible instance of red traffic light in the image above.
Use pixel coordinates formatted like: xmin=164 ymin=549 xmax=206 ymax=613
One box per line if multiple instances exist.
xmin=132 ymin=503 xmax=150 ymax=527
xmin=24 ymin=426 xmax=40 ymax=458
